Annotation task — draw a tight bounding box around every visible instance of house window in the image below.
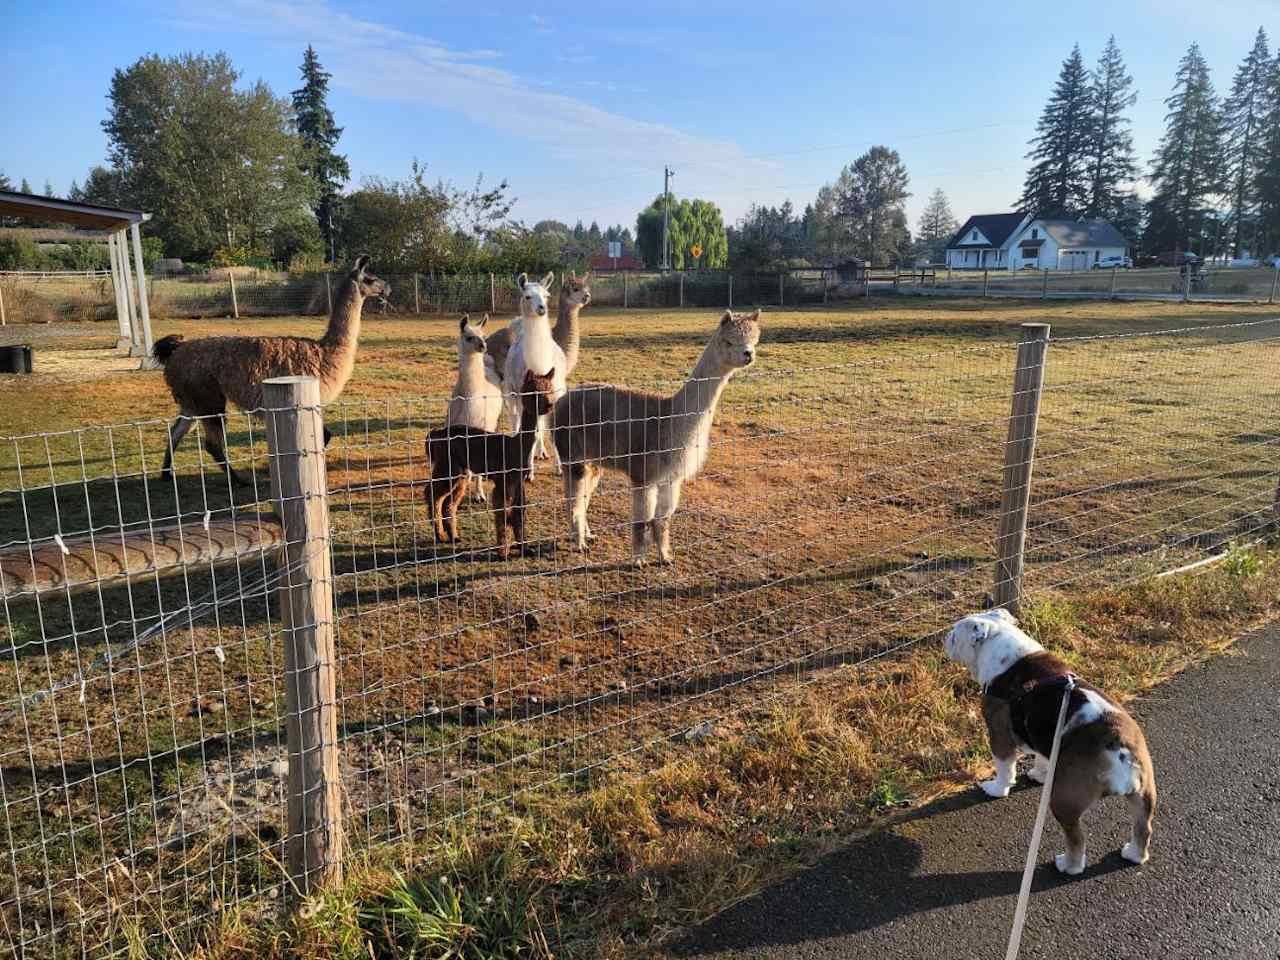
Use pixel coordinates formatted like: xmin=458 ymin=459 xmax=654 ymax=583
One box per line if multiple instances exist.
xmin=971 ymin=230 xmax=979 ymax=241
xmin=1094 ymin=250 xmax=1100 ymax=262
xmin=1020 ymin=247 xmax=1039 ymax=259
xmin=1030 ymin=229 xmax=1038 ymax=239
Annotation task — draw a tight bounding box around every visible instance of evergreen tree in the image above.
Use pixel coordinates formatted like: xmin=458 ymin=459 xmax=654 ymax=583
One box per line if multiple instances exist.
xmin=1017 ymin=45 xmax=1093 ymax=217
xmin=1149 ymin=43 xmax=1225 ymax=255
xmin=291 ymin=45 xmax=350 ymax=262
xmin=1084 ymin=37 xmax=1138 ymax=221
xmin=1222 ymin=28 xmax=1271 ymax=256
xmin=0 ymin=171 xmax=10 ymax=191
xmin=19 ymin=178 xmax=32 ymax=194
xmin=1256 ymin=52 xmax=1280 ymax=255
xmin=917 ymin=188 xmax=958 ymax=261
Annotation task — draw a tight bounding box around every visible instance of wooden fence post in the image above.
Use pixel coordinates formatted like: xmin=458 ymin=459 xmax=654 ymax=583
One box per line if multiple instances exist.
xmin=982 ymin=268 xmax=990 ymax=298
xmin=1269 ymin=266 xmax=1278 ymax=304
xmin=822 ymin=268 xmax=828 ymax=304
xmin=489 ymin=272 xmax=496 ymax=312
xmin=679 ymin=271 xmax=684 ymax=308
xmin=1041 ymin=269 xmax=1048 ymax=299
xmin=993 ymin=323 xmax=1051 ymax=615
xmin=1109 ymin=265 xmax=1118 ymax=299
xmin=1183 ymin=266 xmax=1191 ymax=302
xmin=228 ymin=270 xmax=240 ymax=319
xmin=623 ymin=271 xmax=629 ymax=308
xmin=727 ymin=273 xmax=733 ymax=308
xmin=324 ymin=273 xmax=333 ymax=316
xmin=778 ymin=272 xmax=784 ymax=307
xmin=413 ymin=273 xmax=420 ymax=315
xmin=263 ymin=375 xmax=342 ymax=898
xmin=0 ymin=280 xmax=5 ymax=327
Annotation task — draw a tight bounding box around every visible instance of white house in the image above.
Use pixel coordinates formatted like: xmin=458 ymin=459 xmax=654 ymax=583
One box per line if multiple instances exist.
xmin=946 ymin=213 xmax=1129 ymax=271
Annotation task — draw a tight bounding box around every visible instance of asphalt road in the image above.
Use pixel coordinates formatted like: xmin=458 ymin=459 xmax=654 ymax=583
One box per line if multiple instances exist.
xmin=670 ymin=624 xmax=1280 ymax=960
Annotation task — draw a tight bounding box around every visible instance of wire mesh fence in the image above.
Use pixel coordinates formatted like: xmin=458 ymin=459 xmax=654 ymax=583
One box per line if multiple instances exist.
xmin=2 ymin=317 xmax=1279 ymax=956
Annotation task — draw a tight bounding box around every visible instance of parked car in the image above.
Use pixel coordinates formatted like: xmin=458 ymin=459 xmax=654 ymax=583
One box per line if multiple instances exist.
xmin=1092 ymin=255 xmax=1133 ymax=269
xmin=1154 ymin=251 xmax=1200 ymax=267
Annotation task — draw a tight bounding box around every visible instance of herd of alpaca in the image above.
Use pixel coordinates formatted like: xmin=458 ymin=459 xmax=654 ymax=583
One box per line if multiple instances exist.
xmin=153 ymin=257 xmax=758 ymax=566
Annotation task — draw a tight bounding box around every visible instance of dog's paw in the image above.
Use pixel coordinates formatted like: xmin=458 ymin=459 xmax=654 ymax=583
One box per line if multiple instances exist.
xmin=1026 ymin=761 xmax=1049 ymax=785
xmin=1120 ymin=841 xmax=1148 ymax=865
xmin=1054 ymin=853 xmax=1086 ymax=876
xmin=979 ymin=779 xmax=1012 ymax=799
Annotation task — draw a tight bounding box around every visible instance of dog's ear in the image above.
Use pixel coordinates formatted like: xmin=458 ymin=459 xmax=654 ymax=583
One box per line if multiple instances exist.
xmin=972 ymin=619 xmax=993 ymax=644
xmin=987 ymin=607 xmax=1019 ymax=626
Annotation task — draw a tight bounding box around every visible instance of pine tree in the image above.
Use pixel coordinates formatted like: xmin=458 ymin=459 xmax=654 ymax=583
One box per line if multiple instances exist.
xmin=1017 ymin=45 xmax=1092 ymax=218
xmin=291 ymin=45 xmax=350 ymax=262
xmin=917 ymin=188 xmax=957 ymax=261
xmin=1084 ymin=37 xmax=1138 ymax=221
xmin=1149 ymin=43 xmax=1225 ymax=255
xmin=1222 ymin=28 xmax=1271 ymax=256
xmin=1256 ymin=53 xmax=1280 ymax=255
xmin=19 ymin=178 xmax=32 ymax=194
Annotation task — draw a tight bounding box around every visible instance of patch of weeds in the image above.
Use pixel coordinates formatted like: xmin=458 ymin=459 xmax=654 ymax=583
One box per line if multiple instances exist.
xmin=1222 ymin=541 xmax=1262 ymax=579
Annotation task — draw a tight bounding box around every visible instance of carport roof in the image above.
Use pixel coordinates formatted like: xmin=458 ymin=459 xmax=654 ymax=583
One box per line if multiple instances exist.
xmin=0 ymin=190 xmax=148 ymax=230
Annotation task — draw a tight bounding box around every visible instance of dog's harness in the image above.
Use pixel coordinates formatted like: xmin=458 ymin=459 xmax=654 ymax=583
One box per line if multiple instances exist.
xmin=982 ymin=671 xmax=1077 ymax=704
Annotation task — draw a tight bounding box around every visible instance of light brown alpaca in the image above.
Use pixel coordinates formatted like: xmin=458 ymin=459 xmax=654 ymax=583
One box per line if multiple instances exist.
xmin=153 ymin=255 xmax=389 ymax=484
xmin=553 ymin=310 xmax=760 ymax=565
xmin=485 ymin=271 xmax=592 ymax=382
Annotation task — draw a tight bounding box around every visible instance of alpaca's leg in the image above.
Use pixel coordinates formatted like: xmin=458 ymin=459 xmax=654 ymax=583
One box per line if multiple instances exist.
xmin=651 ymin=480 xmax=683 ymax=565
xmin=470 ymin=471 xmax=488 ymax=503
xmin=564 ymin=466 xmax=587 ymax=551
xmin=429 ymin=478 xmax=449 ymax=542
xmin=533 ymin=414 xmax=549 ymax=461
xmin=161 ymin=415 xmax=195 ymax=481
xmin=447 ymin=477 xmax=468 ymax=542
xmin=508 ymin=474 xmax=528 ymax=555
xmin=631 ymin=485 xmax=658 ymax=566
xmin=583 ymin=464 xmax=603 ymax=540
xmin=492 ymin=478 xmax=512 ymax=559
xmin=202 ymin=415 xmax=248 ymax=486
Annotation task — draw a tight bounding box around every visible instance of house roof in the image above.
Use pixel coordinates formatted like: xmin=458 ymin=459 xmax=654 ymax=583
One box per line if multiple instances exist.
xmin=0 ymin=190 xmax=148 ymax=231
xmin=946 ymin=213 xmax=1027 ymax=250
xmin=1018 ymin=237 xmax=1045 ymax=249
xmin=588 ymin=251 xmax=645 ymax=270
xmin=1036 ymin=219 xmax=1127 ymax=248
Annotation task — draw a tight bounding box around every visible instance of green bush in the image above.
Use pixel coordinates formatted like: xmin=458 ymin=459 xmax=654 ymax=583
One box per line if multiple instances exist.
xmin=0 ymin=236 xmax=45 ymax=270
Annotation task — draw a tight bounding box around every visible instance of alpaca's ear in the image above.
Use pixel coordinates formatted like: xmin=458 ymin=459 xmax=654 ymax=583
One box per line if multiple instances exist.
xmin=459 ymin=314 xmax=469 ymax=331
xmin=540 ymin=271 xmax=555 ymax=289
xmin=720 ymin=310 xmax=733 ymax=326
xmin=516 ymin=272 xmax=528 ymax=290
xmin=477 ymin=313 xmax=488 ymax=328
xmin=353 ymin=254 xmax=371 ymax=277
xmin=750 ymin=309 xmax=762 ymax=322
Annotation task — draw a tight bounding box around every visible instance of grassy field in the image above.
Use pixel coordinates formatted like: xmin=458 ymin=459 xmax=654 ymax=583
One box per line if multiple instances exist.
xmin=2 ymin=296 xmax=1279 ymax=957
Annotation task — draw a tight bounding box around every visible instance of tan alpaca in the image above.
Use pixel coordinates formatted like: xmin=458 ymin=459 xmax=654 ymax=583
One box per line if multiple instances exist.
xmin=485 ymin=270 xmax=592 ymax=380
xmin=153 ymin=255 xmax=389 ymax=483
xmin=552 ymin=310 xmax=760 ymax=565
xmin=446 ymin=313 xmax=504 ymax=502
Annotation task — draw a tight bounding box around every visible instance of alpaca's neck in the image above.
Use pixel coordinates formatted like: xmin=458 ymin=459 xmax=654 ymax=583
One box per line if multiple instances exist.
xmin=553 ymin=299 xmax=582 ymax=371
xmin=671 ymin=345 xmax=732 ymax=418
xmin=456 ymin=349 xmax=488 ymax=386
xmin=516 ymin=400 xmax=542 ymax=455
xmin=322 ymin=283 xmax=363 ymax=347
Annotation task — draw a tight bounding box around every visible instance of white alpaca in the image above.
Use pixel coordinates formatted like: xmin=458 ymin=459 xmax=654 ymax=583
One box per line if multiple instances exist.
xmin=446 ymin=314 xmax=504 ymax=502
xmin=503 ymin=272 xmax=568 ymax=477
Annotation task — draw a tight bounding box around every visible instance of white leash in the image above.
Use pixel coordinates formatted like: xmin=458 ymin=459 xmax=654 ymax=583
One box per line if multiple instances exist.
xmin=1004 ymin=677 xmax=1075 ymax=960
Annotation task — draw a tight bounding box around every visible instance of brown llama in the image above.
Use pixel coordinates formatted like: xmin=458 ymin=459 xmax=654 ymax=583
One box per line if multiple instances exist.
xmin=425 ymin=368 xmax=556 ymax=559
xmin=152 ymin=255 xmax=389 ymax=484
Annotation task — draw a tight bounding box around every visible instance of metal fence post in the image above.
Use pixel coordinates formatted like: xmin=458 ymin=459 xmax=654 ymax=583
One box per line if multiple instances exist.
xmin=1183 ymin=266 xmax=1191 ymax=302
xmin=823 ymin=268 xmax=828 ymax=304
xmin=489 ymin=272 xmax=496 ymax=312
xmin=779 ymin=272 xmax=784 ymax=307
xmin=413 ymin=273 xmax=420 ymax=314
xmin=623 ymin=271 xmax=629 ymax=308
xmin=263 ymin=375 xmax=343 ymax=899
xmin=679 ymin=271 xmax=684 ymax=308
xmin=324 ymin=273 xmax=333 ymax=316
xmin=1110 ymin=265 xmax=1118 ymax=299
xmin=228 ymin=270 xmax=240 ymax=319
xmin=1041 ymin=269 xmax=1048 ymax=299
xmin=993 ymin=323 xmax=1050 ymax=614
xmin=728 ymin=273 xmax=733 ymax=308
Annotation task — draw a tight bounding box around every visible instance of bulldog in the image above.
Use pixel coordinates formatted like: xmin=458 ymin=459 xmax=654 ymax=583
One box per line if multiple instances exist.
xmin=944 ymin=608 xmax=1157 ymax=875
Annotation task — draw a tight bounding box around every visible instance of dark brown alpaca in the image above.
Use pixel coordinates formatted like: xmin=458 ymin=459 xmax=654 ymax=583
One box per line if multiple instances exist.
xmin=426 ymin=368 xmax=555 ymax=558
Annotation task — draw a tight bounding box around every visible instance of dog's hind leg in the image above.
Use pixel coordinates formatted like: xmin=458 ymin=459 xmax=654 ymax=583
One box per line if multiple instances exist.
xmin=1121 ymin=784 xmax=1156 ymax=865
xmin=1050 ymin=784 xmax=1092 ymax=876
xmin=1027 ymin=753 xmax=1050 ymax=784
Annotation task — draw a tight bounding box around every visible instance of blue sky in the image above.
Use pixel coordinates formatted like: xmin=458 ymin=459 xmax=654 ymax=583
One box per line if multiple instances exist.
xmin=0 ymin=1 xmax=1272 ymax=234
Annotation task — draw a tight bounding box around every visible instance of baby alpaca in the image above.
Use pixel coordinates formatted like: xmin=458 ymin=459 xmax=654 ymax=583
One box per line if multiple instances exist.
xmin=426 ymin=369 xmax=556 ymax=559
xmin=502 ymin=272 xmax=568 ymax=478
xmin=552 ymin=310 xmax=760 ymax=565
xmin=944 ymin=608 xmax=1157 ymax=876
xmin=153 ymin=255 xmax=388 ymax=484
xmin=446 ymin=314 xmax=504 ymax=502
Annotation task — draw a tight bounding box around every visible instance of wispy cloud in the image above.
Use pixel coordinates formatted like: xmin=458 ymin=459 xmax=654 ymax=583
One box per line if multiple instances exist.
xmin=529 ymin=13 xmax=552 ymax=34
xmin=177 ymin=0 xmax=778 ymax=222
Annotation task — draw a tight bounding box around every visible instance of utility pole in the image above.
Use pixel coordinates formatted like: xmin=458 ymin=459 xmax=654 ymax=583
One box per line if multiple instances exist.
xmin=662 ymin=166 xmax=675 ymax=271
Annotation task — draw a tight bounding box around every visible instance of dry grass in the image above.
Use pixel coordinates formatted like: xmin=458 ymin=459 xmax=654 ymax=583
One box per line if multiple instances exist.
xmin=2 ymin=297 xmax=1279 ymax=957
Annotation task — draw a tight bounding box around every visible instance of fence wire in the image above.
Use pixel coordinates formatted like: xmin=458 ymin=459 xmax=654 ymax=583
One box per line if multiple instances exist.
xmin=2 ymin=318 xmax=1279 ymax=956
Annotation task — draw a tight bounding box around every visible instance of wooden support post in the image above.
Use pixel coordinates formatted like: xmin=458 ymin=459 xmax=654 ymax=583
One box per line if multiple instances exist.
xmin=228 ymin=269 xmax=240 ymax=319
xmin=263 ymin=376 xmax=342 ymax=898
xmin=679 ymin=271 xmax=684 ymax=308
xmin=1110 ymin=265 xmax=1118 ymax=299
xmin=1041 ymin=269 xmax=1048 ymax=299
xmin=129 ymin=223 xmax=154 ymax=358
xmin=993 ymin=323 xmax=1051 ymax=615
xmin=623 ymin=271 xmax=629 ymax=308
xmin=982 ymin=268 xmax=990 ymax=298
xmin=489 ymin=272 xmax=496 ymax=312
xmin=778 ymin=272 xmax=784 ymax=307
xmin=108 ymin=234 xmax=130 ymax=348
xmin=325 ymin=273 xmax=333 ymax=316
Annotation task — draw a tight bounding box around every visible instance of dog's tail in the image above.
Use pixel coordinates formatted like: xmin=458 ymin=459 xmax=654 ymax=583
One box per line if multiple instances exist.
xmin=152 ymin=334 xmax=185 ymax=365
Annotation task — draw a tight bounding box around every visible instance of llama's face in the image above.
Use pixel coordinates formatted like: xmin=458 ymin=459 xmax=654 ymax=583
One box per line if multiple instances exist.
xmin=516 ymin=272 xmax=554 ymax=319
xmin=351 ymin=255 xmax=391 ymax=300
xmin=563 ymin=271 xmax=592 ymax=308
xmin=459 ymin=314 xmax=487 ymax=355
xmin=521 ymin=368 xmax=557 ymax=416
xmin=713 ymin=310 xmax=761 ymax=372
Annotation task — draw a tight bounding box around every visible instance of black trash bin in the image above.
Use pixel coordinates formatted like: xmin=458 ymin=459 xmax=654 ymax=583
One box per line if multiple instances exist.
xmin=0 ymin=345 xmax=33 ymax=374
